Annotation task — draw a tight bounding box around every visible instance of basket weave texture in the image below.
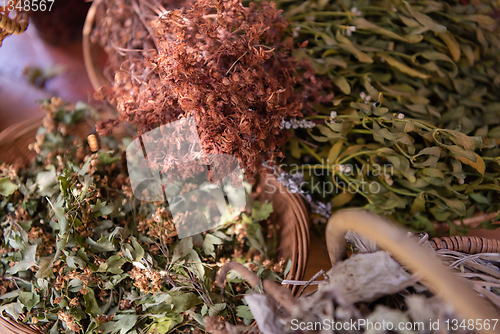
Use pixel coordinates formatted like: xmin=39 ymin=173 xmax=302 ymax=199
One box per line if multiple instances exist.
xmin=0 ymin=9 xmax=29 ymax=46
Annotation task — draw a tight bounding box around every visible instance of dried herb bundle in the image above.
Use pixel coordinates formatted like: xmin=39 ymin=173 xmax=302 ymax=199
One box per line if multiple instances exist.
xmin=0 ymin=101 xmax=289 ymax=333
xmin=93 ymin=0 xmax=329 ymax=176
xmin=277 ymin=0 xmax=500 ymax=233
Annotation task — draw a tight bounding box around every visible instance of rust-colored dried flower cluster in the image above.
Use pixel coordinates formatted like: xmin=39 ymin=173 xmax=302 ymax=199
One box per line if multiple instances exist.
xmin=137 ymin=206 xmax=178 ymax=245
xmin=96 ymin=0 xmax=327 ymax=176
xmin=129 ymin=267 xmax=163 ymax=294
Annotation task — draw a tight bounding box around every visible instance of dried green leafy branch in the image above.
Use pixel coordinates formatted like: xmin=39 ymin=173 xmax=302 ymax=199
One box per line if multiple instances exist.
xmin=0 ymin=101 xmax=288 ymax=333
xmin=275 ymin=0 xmax=500 ymax=234
xmin=286 ymin=101 xmax=500 ymax=233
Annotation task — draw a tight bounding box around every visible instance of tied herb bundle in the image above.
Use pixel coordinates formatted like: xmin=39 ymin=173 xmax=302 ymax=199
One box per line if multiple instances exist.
xmin=94 ymin=0 xmax=330 ymax=177
xmin=277 ymin=0 xmax=500 ymax=233
xmin=0 ymin=100 xmax=289 ymax=333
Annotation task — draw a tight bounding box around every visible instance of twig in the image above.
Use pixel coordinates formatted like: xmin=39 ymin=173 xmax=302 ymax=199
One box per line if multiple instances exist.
xmin=131 ymin=0 xmax=159 ymax=51
xmin=293 ymin=136 xmax=319 ymax=149
xmin=281 ymin=279 xmax=322 ymax=285
xmin=434 ymin=211 xmax=500 ymax=231
xmin=225 ymin=51 xmax=248 ymax=76
xmin=297 ymin=269 xmax=325 ymax=298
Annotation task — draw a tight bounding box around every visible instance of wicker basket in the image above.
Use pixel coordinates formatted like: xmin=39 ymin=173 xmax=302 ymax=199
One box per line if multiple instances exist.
xmin=0 ymin=8 xmax=29 ymax=47
xmin=325 ymin=210 xmax=500 ymax=329
xmin=0 ymin=116 xmax=310 ymax=333
xmin=82 ymin=0 xmax=107 ymax=92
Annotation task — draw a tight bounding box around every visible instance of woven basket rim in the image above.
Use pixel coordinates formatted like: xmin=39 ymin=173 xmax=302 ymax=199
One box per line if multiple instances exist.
xmin=82 ymin=0 xmax=108 ymax=92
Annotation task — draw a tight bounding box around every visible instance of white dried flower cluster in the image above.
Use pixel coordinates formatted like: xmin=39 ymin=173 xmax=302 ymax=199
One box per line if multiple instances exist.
xmin=351 ymin=7 xmax=362 ymax=15
xmin=330 ymin=111 xmax=337 ymax=119
xmin=280 ymin=117 xmax=316 ymax=130
xmin=346 ymin=25 xmax=357 ymax=36
xmin=397 ymin=113 xmax=405 ymax=120
xmin=276 ymin=171 xmax=304 ymax=194
xmin=262 ymin=162 xmax=333 ymax=220
xmin=292 ymin=26 xmax=301 ymax=38
xmin=310 ymin=201 xmax=332 ymax=221
xmin=338 ymin=164 xmax=352 ymax=173
xmin=384 ymin=174 xmax=394 ymax=186
xmin=359 ymin=92 xmax=372 ymax=104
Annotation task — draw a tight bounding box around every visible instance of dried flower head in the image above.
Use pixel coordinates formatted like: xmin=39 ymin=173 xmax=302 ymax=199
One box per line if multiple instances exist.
xmin=96 ymin=0 xmax=327 ymax=176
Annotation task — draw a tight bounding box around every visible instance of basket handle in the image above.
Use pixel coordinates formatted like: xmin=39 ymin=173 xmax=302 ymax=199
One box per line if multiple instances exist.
xmin=326 ymin=209 xmax=499 ymax=334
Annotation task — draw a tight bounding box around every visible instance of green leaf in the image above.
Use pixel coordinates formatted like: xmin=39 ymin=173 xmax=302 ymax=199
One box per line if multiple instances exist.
xmin=441 ymin=197 xmax=466 ymax=215
xmin=168 ymin=292 xmax=201 ymax=313
xmin=447 ymin=145 xmax=477 ymax=162
xmin=464 ymin=15 xmax=497 ymax=30
xmin=87 ymin=236 xmax=116 ymax=253
xmin=456 ymin=153 xmax=486 ymax=176
xmin=0 ymin=177 xmax=18 ymax=196
xmin=421 ymin=168 xmax=444 ymax=179
xmin=251 ymin=201 xmax=273 ymax=221
xmin=7 ymin=244 xmax=38 ymax=274
xmin=208 ymin=303 xmax=226 ymax=317
xmin=378 ymin=53 xmax=431 ymax=79
xmin=19 ymin=292 xmax=40 ymax=311
xmin=0 ymin=291 xmax=20 ymax=300
xmin=148 ymin=317 xmax=176 ymax=334
xmin=106 ymin=254 xmax=127 ymax=274
xmin=99 ymin=314 xmax=137 ymax=334
xmin=411 ymin=194 xmax=426 ymax=213
xmin=441 ymin=129 xmax=482 ymax=150
xmin=316 ymin=124 xmax=343 ymax=139
xmin=438 ymin=31 xmax=461 ymax=62
xmin=404 ymin=120 xmax=416 ymax=133
xmin=405 ymin=3 xmax=447 ymax=33
xmin=172 ymin=237 xmax=193 ymax=263
xmin=131 ymin=237 xmax=144 ymax=262
xmin=0 ymin=302 xmax=23 ymax=320
xmin=202 ymin=234 xmax=223 ymax=257
xmin=413 ymin=147 xmax=441 ymax=158
xmin=329 ymin=74 xmax=351 ymax=94
xmin=83 ymin=289 xmax=102 ymax=316
xmin=98 ymin=151 xmax=120 ymax=165
xmin=91 ymin=199 xmax=114 ymax=216
xmin=372 ymin=122 xmax=404 ymax=143
xmin=289 ymin=137 xmax=301 ymax=159
xmin=236 ymin=305 xmax=254 ymax=319
xmin=187 ymin=249 xmax=205 ymax=281
xmin=78 ymin=157 xmax=92 ymax=176
xmin=35 ymin=256 xmax=54 ymax=278
xmin=469 ymin=193 xmax=490 ymax=205
xmin=351 ymin=17 xmax=422 ymax=43
xmin=331 ymin=191 xmax=355 ymax=207
xmin=327 ymin=140 xmax=344 ymax=164
xmin=36 ymin=168 xmax=58 ymax=196
xmin=336 ymin=30 xmax=373 ymax=63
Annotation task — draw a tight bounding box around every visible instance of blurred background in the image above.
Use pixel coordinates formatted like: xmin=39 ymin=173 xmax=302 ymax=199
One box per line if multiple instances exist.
xmin=0 ymin=0 xmax=93 ymax=132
